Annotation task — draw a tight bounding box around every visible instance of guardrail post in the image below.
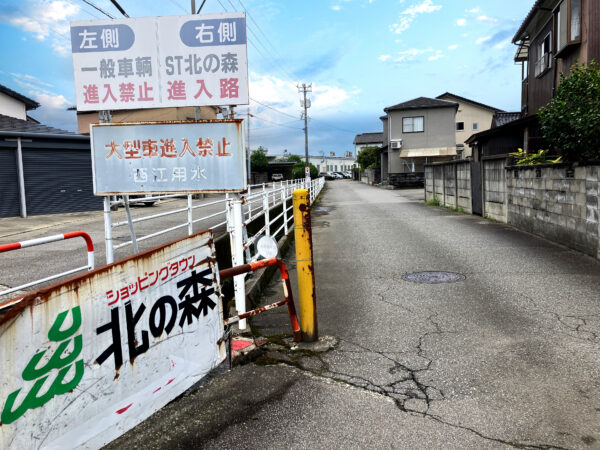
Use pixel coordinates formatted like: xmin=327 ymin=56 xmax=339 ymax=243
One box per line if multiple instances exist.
xmin=281 ymin=186 xmax=289 ymax=235
xmin=293 ymin=189 xmax=318 ymax=342
xmin=187 ymin=195 xmax=194 ymax=235
xmin=263 ymin=184 xmax=270 ymax=236
xmin=247 ymin=185 xmax=252 ymax=219
xmin=227 ymin=194 xmax=247 ymax=329
xmin=103 ymin=196 xmax=114 ymax=264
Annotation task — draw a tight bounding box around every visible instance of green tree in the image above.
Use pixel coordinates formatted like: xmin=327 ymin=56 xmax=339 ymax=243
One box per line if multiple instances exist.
xmin=287 ymin=154 xmax=302 ymax=163
xmin=356 ymin=145 xmax=380 ymax=170
xmin=251 ymin=146 xmax=269 ymax=172
xmin=292 ymin=162 xmax=318 ymax=179
xmin=539 ymin=61 xmax=600 ymax=164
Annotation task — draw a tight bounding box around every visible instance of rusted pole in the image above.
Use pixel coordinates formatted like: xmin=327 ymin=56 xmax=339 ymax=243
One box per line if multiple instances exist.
xmin=292 ymin=189 xmax=318 ymax=342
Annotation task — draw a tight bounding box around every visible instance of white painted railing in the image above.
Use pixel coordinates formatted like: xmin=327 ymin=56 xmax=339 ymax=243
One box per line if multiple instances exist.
xmin=102 ymin=177 xmax=326 ymax=328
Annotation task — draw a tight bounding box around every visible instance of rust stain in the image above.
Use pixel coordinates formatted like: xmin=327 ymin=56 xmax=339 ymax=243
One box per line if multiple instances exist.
xmin=0 ymin=230 xmax=214 ymax=327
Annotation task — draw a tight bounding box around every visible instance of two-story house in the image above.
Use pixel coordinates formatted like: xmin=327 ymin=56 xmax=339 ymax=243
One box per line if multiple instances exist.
xmin=435 ymin=93 xmax=504 ymax=159
xmin=468 ymin=0 xmax=599 ymax=159
xmin=380 ymin=97 xmax=457 ymax=187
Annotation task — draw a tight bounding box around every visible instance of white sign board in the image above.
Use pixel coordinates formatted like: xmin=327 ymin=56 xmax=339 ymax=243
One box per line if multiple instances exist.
xmin=0 ymin=231 xmax=225 ymax=449
xmin=90 ymin=120 xmax=246 ymax=194
xmin=70 ymin=13 xmax=248 ymax=111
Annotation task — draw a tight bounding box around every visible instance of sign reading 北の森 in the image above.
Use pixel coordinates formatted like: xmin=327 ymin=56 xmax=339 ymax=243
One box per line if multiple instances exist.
xmin=0 ymin=231 xmax=225 ymax=449
xmin=70 ymin=12 xmax=248 ymax=111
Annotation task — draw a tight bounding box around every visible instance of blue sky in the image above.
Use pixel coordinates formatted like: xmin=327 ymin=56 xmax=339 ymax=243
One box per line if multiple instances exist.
xmin=0 ymin=0 xmax=533 ymax=156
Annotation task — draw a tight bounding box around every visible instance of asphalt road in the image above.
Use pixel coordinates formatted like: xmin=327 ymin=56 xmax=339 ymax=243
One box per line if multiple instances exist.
xmin=109 ymin=179 xmax=600 ymax=449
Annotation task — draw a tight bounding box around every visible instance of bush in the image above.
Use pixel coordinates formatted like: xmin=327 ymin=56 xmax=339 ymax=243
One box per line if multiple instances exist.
xmin=291 ymin=162 xmax=318 ymax=179
xmin=251 ymin=146 xmax=268 ymax=172
xmin=539 ymin=61 xmax=600 ymax=164
xmin=509 ymin=148 xmax=561 ymax=165
xmin=357 ymin=145 xmax=380 ymax=170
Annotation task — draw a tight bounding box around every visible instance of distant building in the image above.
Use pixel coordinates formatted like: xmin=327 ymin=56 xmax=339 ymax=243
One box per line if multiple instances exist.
xmin=353 ymin=132 xmax=383 ymax=157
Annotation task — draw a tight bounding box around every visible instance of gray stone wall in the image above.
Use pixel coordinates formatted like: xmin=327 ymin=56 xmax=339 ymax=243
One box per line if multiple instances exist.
xmin=424 ymin=161 xmax=471 ymax=210
xmin=424 ymin=160 xmax=600 ymax=259
xmin=507 ymin=165 xmax=600 ymax=258
xmin=456 ymin=162 xmax=472 ymax=213
xmin=483 ymin=158 xmax=507 ymax=222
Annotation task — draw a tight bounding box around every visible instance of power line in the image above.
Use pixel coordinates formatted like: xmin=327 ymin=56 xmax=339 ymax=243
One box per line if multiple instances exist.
xmin=109 ymin=0 xmax=129 ymax=17
xmin=236 ymin=0 xmax=297 ymax=81
xmin=79 ymin=0 xmax=115 ymax=18
xmin=216 ymin=0 xmax=297 ymax=84
xmin=250 ymin=113 xmax=302 ymax=130
xmin=250 ymin=98 xmax=299 ymax=119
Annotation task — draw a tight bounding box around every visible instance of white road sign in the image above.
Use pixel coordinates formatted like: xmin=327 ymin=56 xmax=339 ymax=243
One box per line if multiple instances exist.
xmin=0 ymin=231 xmax=225 ymax=449
xmin=70 ymin=13 xmax=248 ymax=111
xmin=90 ymin=120 xmax=246 ymax=194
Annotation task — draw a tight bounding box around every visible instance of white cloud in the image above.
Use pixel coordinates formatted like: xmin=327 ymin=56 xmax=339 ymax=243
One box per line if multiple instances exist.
xmin=390 ymin=17 xmax=412 ymax=34
xmin=456 ymin=18 xmax=467 ymax=26
xmin=389 ymin=0 xmax=442 ymax=35
xmin=477 ymin=15 xmax=498 ymax=23
xmin=428 ymin=51 xmax=444 ymax=61
xmin=35 ymin=93 xmax=69 ymax=110
xmin=402 ymin=0 xmax=442 ymax=15
xmin=331 ymin=5 xmax=342 ymax=11
xmin=249 ymin=73 xmax=358 ymax=117
xmin=476 ymin=36 xmax=492 ymax=44
xmin=466 ymin=7 xmax=481 ymax=14
xmin=448 ymin=44 xmax=458 ymax=50
xmin=378 ymin=54 xmax=391 ymax=61
xmin=6 ymin=1 xmax=80 ymax=56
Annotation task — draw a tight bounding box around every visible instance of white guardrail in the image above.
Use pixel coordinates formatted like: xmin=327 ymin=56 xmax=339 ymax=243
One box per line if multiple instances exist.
xmin=103 ymin=177 xmax=325 ymax=328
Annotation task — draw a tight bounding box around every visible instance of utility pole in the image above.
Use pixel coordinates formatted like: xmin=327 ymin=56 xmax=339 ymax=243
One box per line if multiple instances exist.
xmin=298 ymin=83 xmax=312 ymax=182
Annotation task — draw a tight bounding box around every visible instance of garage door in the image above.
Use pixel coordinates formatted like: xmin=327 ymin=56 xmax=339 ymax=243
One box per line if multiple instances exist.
xmin=23 ymin=149 xmax=103 ymax=216
xmin=0 ymin=148 xmax=20 ymax=218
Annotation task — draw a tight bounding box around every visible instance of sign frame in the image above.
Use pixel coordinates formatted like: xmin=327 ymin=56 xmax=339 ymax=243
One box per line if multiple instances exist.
xmin=89 ymin=119 xmax=247 ymax=195
xmin=70 ymin=12 xmax=249 ymax=111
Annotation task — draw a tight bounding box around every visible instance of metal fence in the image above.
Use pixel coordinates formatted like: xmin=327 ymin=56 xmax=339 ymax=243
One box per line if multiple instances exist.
xmin=103 ymin=176 xmax=325 ymax=328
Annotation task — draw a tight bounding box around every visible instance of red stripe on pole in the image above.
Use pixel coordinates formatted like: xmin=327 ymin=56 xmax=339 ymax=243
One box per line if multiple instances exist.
xmin=63 ymin=231 xmax=94 ymax=252
xmin=0 ymin=242 xmax=22 ymax=253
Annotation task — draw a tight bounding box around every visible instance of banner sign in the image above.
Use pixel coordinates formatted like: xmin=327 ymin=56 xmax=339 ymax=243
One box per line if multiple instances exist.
xmin=90 ymin=120 xmax=246 ymax=194
xmin=70 ymin=13 xmax=248 ymax=111
xmin=0 ymin=231 xmax=225 ymax=449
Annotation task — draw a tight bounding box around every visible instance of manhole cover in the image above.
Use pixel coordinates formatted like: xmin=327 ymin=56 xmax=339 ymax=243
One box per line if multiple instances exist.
xmin=402 ymin=271 xmax=465 ymax=284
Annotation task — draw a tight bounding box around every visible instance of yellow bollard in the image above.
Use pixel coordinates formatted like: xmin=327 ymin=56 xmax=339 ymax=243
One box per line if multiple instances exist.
xmin=292 ymin=189 xmax=318 ymax=342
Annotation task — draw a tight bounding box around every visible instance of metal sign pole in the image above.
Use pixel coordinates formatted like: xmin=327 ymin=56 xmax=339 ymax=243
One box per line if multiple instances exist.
xmin=103 ymin=197 xmax=114 ymax=264
xmin=123 ymin=195 xmax=140 ymax=253
xmin=228 ymin=194 xmax=247 ymax=329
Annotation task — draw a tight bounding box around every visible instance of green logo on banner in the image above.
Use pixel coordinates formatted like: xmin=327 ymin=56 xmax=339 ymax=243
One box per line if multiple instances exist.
xmin=1 ymin=306 xmax=84 ymax=425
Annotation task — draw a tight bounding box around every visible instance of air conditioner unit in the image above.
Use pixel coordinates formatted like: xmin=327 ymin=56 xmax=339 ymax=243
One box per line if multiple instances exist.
xmin=391 ymin=140 xmax=403 ymax=149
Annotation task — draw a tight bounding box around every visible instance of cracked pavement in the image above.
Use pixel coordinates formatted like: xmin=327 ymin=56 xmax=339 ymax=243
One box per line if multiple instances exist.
xmin=109 ymin=181 xmax=600 ymax=449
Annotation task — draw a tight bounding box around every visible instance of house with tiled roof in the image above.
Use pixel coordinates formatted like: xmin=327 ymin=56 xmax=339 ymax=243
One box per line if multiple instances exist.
xmin=379 ymin=96 xmax=457 ymax=187
xmin=353 ymin=132 xmax=383 ymax=158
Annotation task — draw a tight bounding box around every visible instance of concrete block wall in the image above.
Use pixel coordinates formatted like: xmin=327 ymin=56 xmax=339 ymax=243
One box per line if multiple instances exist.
xmin=483 ymin=158 xmax=507 ymax=222
xmin=456 ymin=162 xmax=472 ymax=213
xmin=433 ymin=165 xmax=444 ymax=202
xmin=425 ymin=166 xmax=435 ymax=202
xmin=443 ymin=164 xmax=457 ymax=208
xmin=507 ymin=165 xmax=600 ymax=258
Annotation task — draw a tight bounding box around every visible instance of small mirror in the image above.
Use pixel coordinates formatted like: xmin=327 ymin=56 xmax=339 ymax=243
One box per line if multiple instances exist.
xmin=257 ymin=235 xmax=278 ymax=259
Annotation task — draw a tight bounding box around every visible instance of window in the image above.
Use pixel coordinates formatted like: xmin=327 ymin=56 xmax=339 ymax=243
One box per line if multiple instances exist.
xmin=472 ymin=122 xmax=479 ymax=131
xmin=456 ymin=122 xmax=465 ymax=131
xmin=555 ymin=0 xmax=581 ymax=53
xmin=535 ymin=32 xmax=552 ymax=77
xmin=402 ymin=116 xmax=424 ymax=133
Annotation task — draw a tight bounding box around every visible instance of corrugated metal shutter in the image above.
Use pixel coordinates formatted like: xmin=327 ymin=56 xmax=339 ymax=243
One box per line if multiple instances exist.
xmin=23 ymin=149 xmax=103 ymax=216
xmin=0 ymin=148 xmax=21 ymax=218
